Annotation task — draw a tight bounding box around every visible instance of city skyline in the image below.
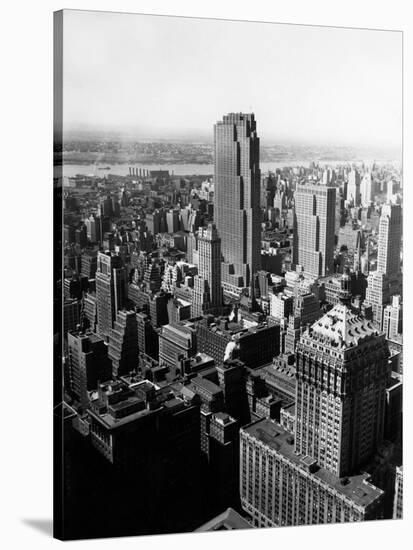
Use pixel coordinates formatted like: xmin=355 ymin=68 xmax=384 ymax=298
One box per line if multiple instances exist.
xmin=55 ymin=10 xmax=403 ymax=541
xmin=62 ymin=10 xmax=402 ymax=152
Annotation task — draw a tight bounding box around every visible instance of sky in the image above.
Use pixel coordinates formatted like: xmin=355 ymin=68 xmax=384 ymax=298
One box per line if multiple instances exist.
xmin=62 ymin=10 xmax=402 ymax=150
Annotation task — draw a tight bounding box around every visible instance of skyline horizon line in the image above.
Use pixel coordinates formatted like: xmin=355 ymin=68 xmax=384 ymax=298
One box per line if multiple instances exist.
xmin=62 ymin=124 xmax=402 ymax=154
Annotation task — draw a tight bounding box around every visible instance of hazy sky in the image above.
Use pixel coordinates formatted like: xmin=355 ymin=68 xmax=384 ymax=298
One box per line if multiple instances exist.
xmin=63 ymin=10 xmax=402 ymax=149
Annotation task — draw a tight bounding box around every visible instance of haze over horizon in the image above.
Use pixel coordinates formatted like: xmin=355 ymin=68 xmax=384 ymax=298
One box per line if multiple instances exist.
xmin=63 ymin=10 xmax=402 ymax=153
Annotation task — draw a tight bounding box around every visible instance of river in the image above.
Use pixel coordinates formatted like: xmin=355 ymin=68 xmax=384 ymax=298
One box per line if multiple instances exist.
xmin=62 ymin=158 xmax=399 ymax=180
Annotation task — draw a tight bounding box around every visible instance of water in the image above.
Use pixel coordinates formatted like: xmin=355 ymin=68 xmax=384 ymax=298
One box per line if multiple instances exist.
xmin=62 ymin=158 xmax=399 ymax=181
xmin=63 ymin=161 xmax=314 ymax=179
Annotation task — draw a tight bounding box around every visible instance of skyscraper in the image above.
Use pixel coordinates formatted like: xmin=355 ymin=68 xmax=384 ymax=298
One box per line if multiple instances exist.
xmin=192 ymin=223 xmax=222 ymax=317
xmin=66 ymin=329 xmax=112 ymax=411
xmin=382 ymin=295 xmax=402 ymax=339
xmin=108 ymin=310 xmax=139 ymax=377
xmin=365 ymin=203 xmax=402 ymax=327
xmin=96 ymin=252 xmax=127 ymax=340
xmin=294 ymin=288 xmax=389 ymax=477
xmin=377 ymin=203 xmax=402 ymax=280
xmin=214 ymin=113 xmax=261 ymax=295
xmin=293 ymin=184 xmax=336 ymax=278
xmin=361 ymin=171 xmax=374 ymax=207
xmin=347 ymin=168 xmax=360 ymax=205
xmin=240 ymin=283 xmax=389 ymax=527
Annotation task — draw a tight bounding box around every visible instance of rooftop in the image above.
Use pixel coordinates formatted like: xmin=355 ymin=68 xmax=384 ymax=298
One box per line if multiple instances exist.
xmin=307 ymin=302 xmax=379 ymax=349
xmin=242 ymin=418 xmax=383 ymax=509
xmin=190 ymin=376 xmax=222 ymax=396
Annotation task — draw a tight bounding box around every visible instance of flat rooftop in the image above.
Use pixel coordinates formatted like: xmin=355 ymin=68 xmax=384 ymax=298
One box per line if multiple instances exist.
xmin=190 ymin=376 xmax=222 ymax=396
xmin=242 ymin=418 xmax=383 ymax=509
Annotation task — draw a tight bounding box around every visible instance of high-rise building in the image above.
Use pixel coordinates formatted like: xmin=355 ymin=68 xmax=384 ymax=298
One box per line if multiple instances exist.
xmin=361 ymin=171 xmax=374 ymax=207
xmin=166 ymin=209 xmax=180 ymax=234
xmin=382 ymin=295 xmax=402 ymax=339
xmin=192 ymin=223 xmax=222 ymax=317
xmin=240 ymin=285 xmax=389 ymax=527
xmin=158 ymin=323 xmax=197 ymax=369
xmin=365 ymin=271 xmax=390 ymax=329
xmin=294 ymin=294 xmax=389 ymax=477
xmin=95 ymin=252 xmax=127 ymax=341
xmin=347 ymin=168 xmax=360 ymax=205
xmin=240 ymin=419 xmax=384 ymax=527
xmin=66 ymin=329 xmax=112 ymax=410
xmin=136 ymin=311 xmax=158 ymax=360
xmin=214 ymin=113 xmax=261 ymax=295
xmin=270 ymin=292 xmax=293 ymax=322
xmin=293 ymin=184 xmax=336 ymax=277
xmin=377 ymin=203 xmax=402 ymax=280
xmin=81 ymin=250 xmax=98 ymax=279
xmin=108 ymin=310 xmax=139 ymax=378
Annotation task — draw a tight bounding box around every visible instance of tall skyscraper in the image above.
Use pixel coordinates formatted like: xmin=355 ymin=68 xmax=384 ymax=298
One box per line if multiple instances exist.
xmin=192 ymin=223 xmax=222 ymax=317
xmin=96 ymin=252 xmax=127 ymax=341
xmin=361 ymin=171 xmax=374 ymax=207
xmin=293 ymin=184 xmax=336 ymax=278
xmin=347 ymin=168 xmax=360 ymax=205
xmin=365 ymin=203 xmax=402 ymax=327
xmin=108 ymin=310 xmax=139 ymax=377
xmin=294 ymin=286 xmax=389 ymax=477
xmin=377 ymin=203 xmax=402 ymax=280
xmin=382 ymin=295 xmax=402 ymax=339
xmin=214 ymin=113 xmax=261 ymax=295
xmin=240 ymin=282 xmax=389 ymax=527
xmin=365 ymin=271 xmax=390 ymax=329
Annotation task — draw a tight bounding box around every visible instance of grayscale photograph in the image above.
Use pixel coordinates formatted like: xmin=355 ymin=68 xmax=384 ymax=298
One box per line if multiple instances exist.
xmin=53 ymin=9 xmax=403 ymax=540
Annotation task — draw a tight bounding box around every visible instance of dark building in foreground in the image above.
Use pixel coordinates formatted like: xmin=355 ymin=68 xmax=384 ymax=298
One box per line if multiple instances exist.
xmin=87 ymin=379 xmax=202 ymax=534
xmin=66 ymin=330 xmax=112 ymax=411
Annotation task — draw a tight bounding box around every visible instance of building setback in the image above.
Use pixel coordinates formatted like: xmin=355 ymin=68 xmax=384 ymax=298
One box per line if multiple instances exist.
xmin=240 ymin=281 xmax=388 ymax=527
xmin=214 ymin=113 xmax=261 ymax=295
xmin=192 ymin=223 xmax=223 ymax=317
xmin=107 ymin=310 xmax=139 ymax=377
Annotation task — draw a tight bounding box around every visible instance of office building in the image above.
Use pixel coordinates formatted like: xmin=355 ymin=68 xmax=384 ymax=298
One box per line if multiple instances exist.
xmin=95 ymin=252 xmax=127 ymax=341
xmin=136 ymin=311 xmax=158 ymax=360
xmin=66 ymin=329 xmax=112 ymax=411
xmin=294 ymin=295 xmax=389 ymax=476
xmin=81 ymin=250 xmax=98 ymax=279
xmin=192 ymin=223 xmax=222 ymax=317
xmin=347 ymin=169 xmax=360 ymax=205
xmin=240 ymin=282 xmax=389 ymax=527
xmin=293 ymin=184 xmax=336 ymax=277
xmin=159 ymin=323 xmax=197 ymax=369
xmin=214 ymin=113 xmax=261 ymax=295
xmin=377 ymin=203 xmax=402 ymax=280
xmin=382 ymin=295 xmax=402 ymax=339
xmin=365 ymin=271 xmax=390 ymax=329
xmin=240 ymin=419 xmax=384 ymax=527
xmin=108 ymin=310 xmax=139 ymax=377
xmin=361 ymin=171 xmax=374 ymax=207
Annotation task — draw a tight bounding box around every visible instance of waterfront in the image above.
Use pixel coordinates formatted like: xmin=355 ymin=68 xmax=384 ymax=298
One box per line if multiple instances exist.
xmin=62 ymin=158 xmax=400 ymax=180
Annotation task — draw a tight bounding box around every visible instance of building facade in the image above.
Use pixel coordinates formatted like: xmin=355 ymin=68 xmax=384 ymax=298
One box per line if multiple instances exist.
xmin=214 ymin=113 xmax=261 ymax=295
xmin=293 ymin=184 xmax=336 ymax=278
